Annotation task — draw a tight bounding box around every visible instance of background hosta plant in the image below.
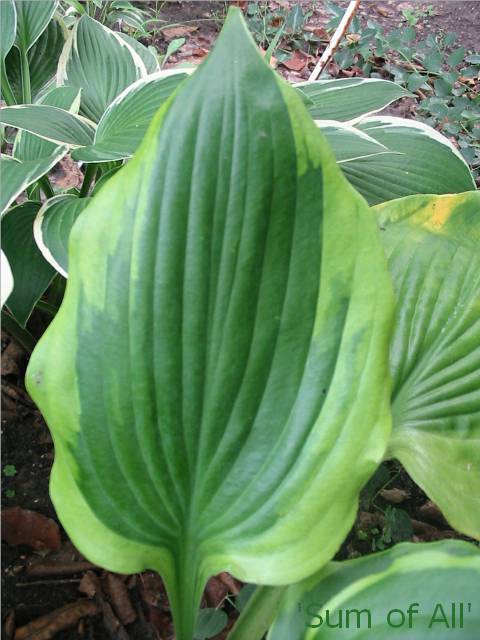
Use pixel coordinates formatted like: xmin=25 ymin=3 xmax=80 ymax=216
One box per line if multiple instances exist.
xmin=1 ymin=2 xmax=475 ymax=345
xmin=26 ymin=9 xmax=395 ymax=638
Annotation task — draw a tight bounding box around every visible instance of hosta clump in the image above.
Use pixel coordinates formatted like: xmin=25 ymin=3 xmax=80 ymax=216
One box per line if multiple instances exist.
xmin=26 ymin=9 xmax=395 ymax=638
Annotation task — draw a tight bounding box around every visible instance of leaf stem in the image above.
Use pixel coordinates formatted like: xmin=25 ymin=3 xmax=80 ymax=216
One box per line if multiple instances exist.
xmin=39 ymin=176 xmax=55 ymax=199
xmin=19 ymin=47 xmax=32 ymax=103
xmin=80 ymin=163 xmax=97 ymax=197
xmin=47 ymin=274 xmax=66 ymax=308
xmin=228 ymin=586 xmax=286 ymax=640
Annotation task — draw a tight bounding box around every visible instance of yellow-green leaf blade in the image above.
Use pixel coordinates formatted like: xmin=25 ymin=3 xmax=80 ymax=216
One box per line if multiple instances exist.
xmin=26 ymin=9 xmax=394 ymax=639
xmin=375 ymin=192 xmax=480 ymax=540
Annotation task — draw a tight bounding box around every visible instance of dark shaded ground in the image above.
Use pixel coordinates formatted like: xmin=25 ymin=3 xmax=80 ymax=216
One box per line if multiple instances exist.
xmin=2 ymin=2 xmax=478 ymax=639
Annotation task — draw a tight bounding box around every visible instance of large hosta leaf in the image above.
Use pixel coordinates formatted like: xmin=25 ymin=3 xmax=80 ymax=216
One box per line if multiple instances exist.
xmin=26 ymin=10 xmax=394 ymax=639
xmin=57 ymin=15 xmax=146 ymax=122
xmin=374 ymin=192 xmax=480 ymax=540
xmin=270 ymin=540 xmax=480 ymax=638
xmin=341 ymin=117 xmax=475 ymax=205
xmin=296 ymin=78 xmax=411 ymax=122
xmin=72 ymin=71 xmax=188 ymax=163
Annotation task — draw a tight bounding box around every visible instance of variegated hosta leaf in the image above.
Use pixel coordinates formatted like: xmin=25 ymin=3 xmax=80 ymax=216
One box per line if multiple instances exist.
xmin=0 ymin=86 xmax=75 ymax=215
xmin=14 ymin=0 xmax=57 ymax=53
xmin=269 ymin=540 xmax=480 ymax=638
xmin=118 ymin=32 xmax=160 ymax=74
xmin=342 ymin=117 xmax=475 ymax=205
xmin=296 ymin=78 xmax=411 ymax=122
xmin=13 ymin=86 xmax=81 ymax=161
xmin=72 ymin=71 xmax=188 ymax=163
xmin=26 ymin=10 xmax=394 ymax=639
xmin=374 ymin=192 xmax=480 ymax=540
xmin=1 ymin=104 xmax=96 ymax=147
xmin=0 ymin=150 xmax=66 ymax=215
xmin=2 ymin=202 xmax=55 ymax=325
xmin=316 ymin=120 xmax=393 ymax=163
xmin=57 ymin=15 xmax=147 ymax=122
xmin=6 ymin=18 xmax=65 ymax=102
xmin=34 ymin=194 xmax=92 ymax=276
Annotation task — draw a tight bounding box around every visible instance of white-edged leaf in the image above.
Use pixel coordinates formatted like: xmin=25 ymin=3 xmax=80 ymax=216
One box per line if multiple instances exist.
xmin=2 ymin=201 xmax=55 ymax=326
xmin=34 ymin=194 xmax=92 ymax=276
xmin=118 ymin=32 xmax=160 ymax=74
xmin=72 ymin=71 xmax=188 ymax=162
xmin=341 ymin=116 xmax=476 ymax=205
xmin=316 ymin=120 xmax=393 ymax=163
xmin=1 ymin=250 xmax=14 ymax=308
xmin=0 ymin=150 xmax=67 ymax=216
xmin=14 ymin=0 xmax=58 ymax=52
xmin=57 ymin=15 xmax=147 ymax=122
xmin=1 ymin=105 xmax=95 ymax=147
xmin=296 ymin=78 xmax=412 ymax=122
xmin=14 ymin=86 xmax=81 ymax=161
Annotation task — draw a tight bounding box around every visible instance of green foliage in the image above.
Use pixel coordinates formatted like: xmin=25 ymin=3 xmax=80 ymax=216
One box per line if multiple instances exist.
xmin=270 ymin=540 xmax=480 ymax=638
xmin=1 ymin=7 xmax=479 ymax=640
xmin=244 ymin=1 xmax=318 ymax=63
xmin=26 ymin=9 xmax=395 ymax=638
xmin=194 ymin=609 xmax=228 ymax=639
xmin=375 ymin=191 xmax=480 ymax=540
xmin=323 ymin=4 xmax=480 ymax=181
xmin=3 ymin=464 xmax=17 ymax=477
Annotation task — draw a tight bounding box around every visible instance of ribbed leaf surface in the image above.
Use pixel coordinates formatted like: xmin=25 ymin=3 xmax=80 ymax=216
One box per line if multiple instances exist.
xmin=0 ymin=150 xmax=66 ymax=215
xmin=14 ymin=0 xmax=57 ymax=52
xmin=296 ymin=78 xmax=411 ymax=122
xmin=13 ymin=86 xmax=80 ymax=162
xmin=7 ymin=19 xmax=65 ymax=101
xmin=26 ymin=10 xmax=394 ymax=639
xmin=270 ymin=540 xmax=480 ymax=638
xmin=72 ymin=71 xmax=187 ymax=162
xmin=317 ymin=120 xmax=391 ymax=163
xmin=34 ymin=195 xmax=91 ymax=276
xmin=343 ymin=117 xmax=475 ymax=204
xmin=118 ymin=32 xmax=160 ymax=74
xmin=1 ymin=104 xmax=95 ymax=146
xmin=375 ymin=192 xmax=480 ymax=540
xmin=57 ymin=15 xmax=146 ymax=122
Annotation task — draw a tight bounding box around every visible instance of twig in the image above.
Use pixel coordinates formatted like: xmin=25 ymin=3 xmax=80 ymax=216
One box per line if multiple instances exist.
xmin=14 ymin=600 xmax=98 ymax=640
xmin=26 ymin=560 xmax=97 ymax=577
xmin=309 ymin=0 xmax=361 ymax=81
